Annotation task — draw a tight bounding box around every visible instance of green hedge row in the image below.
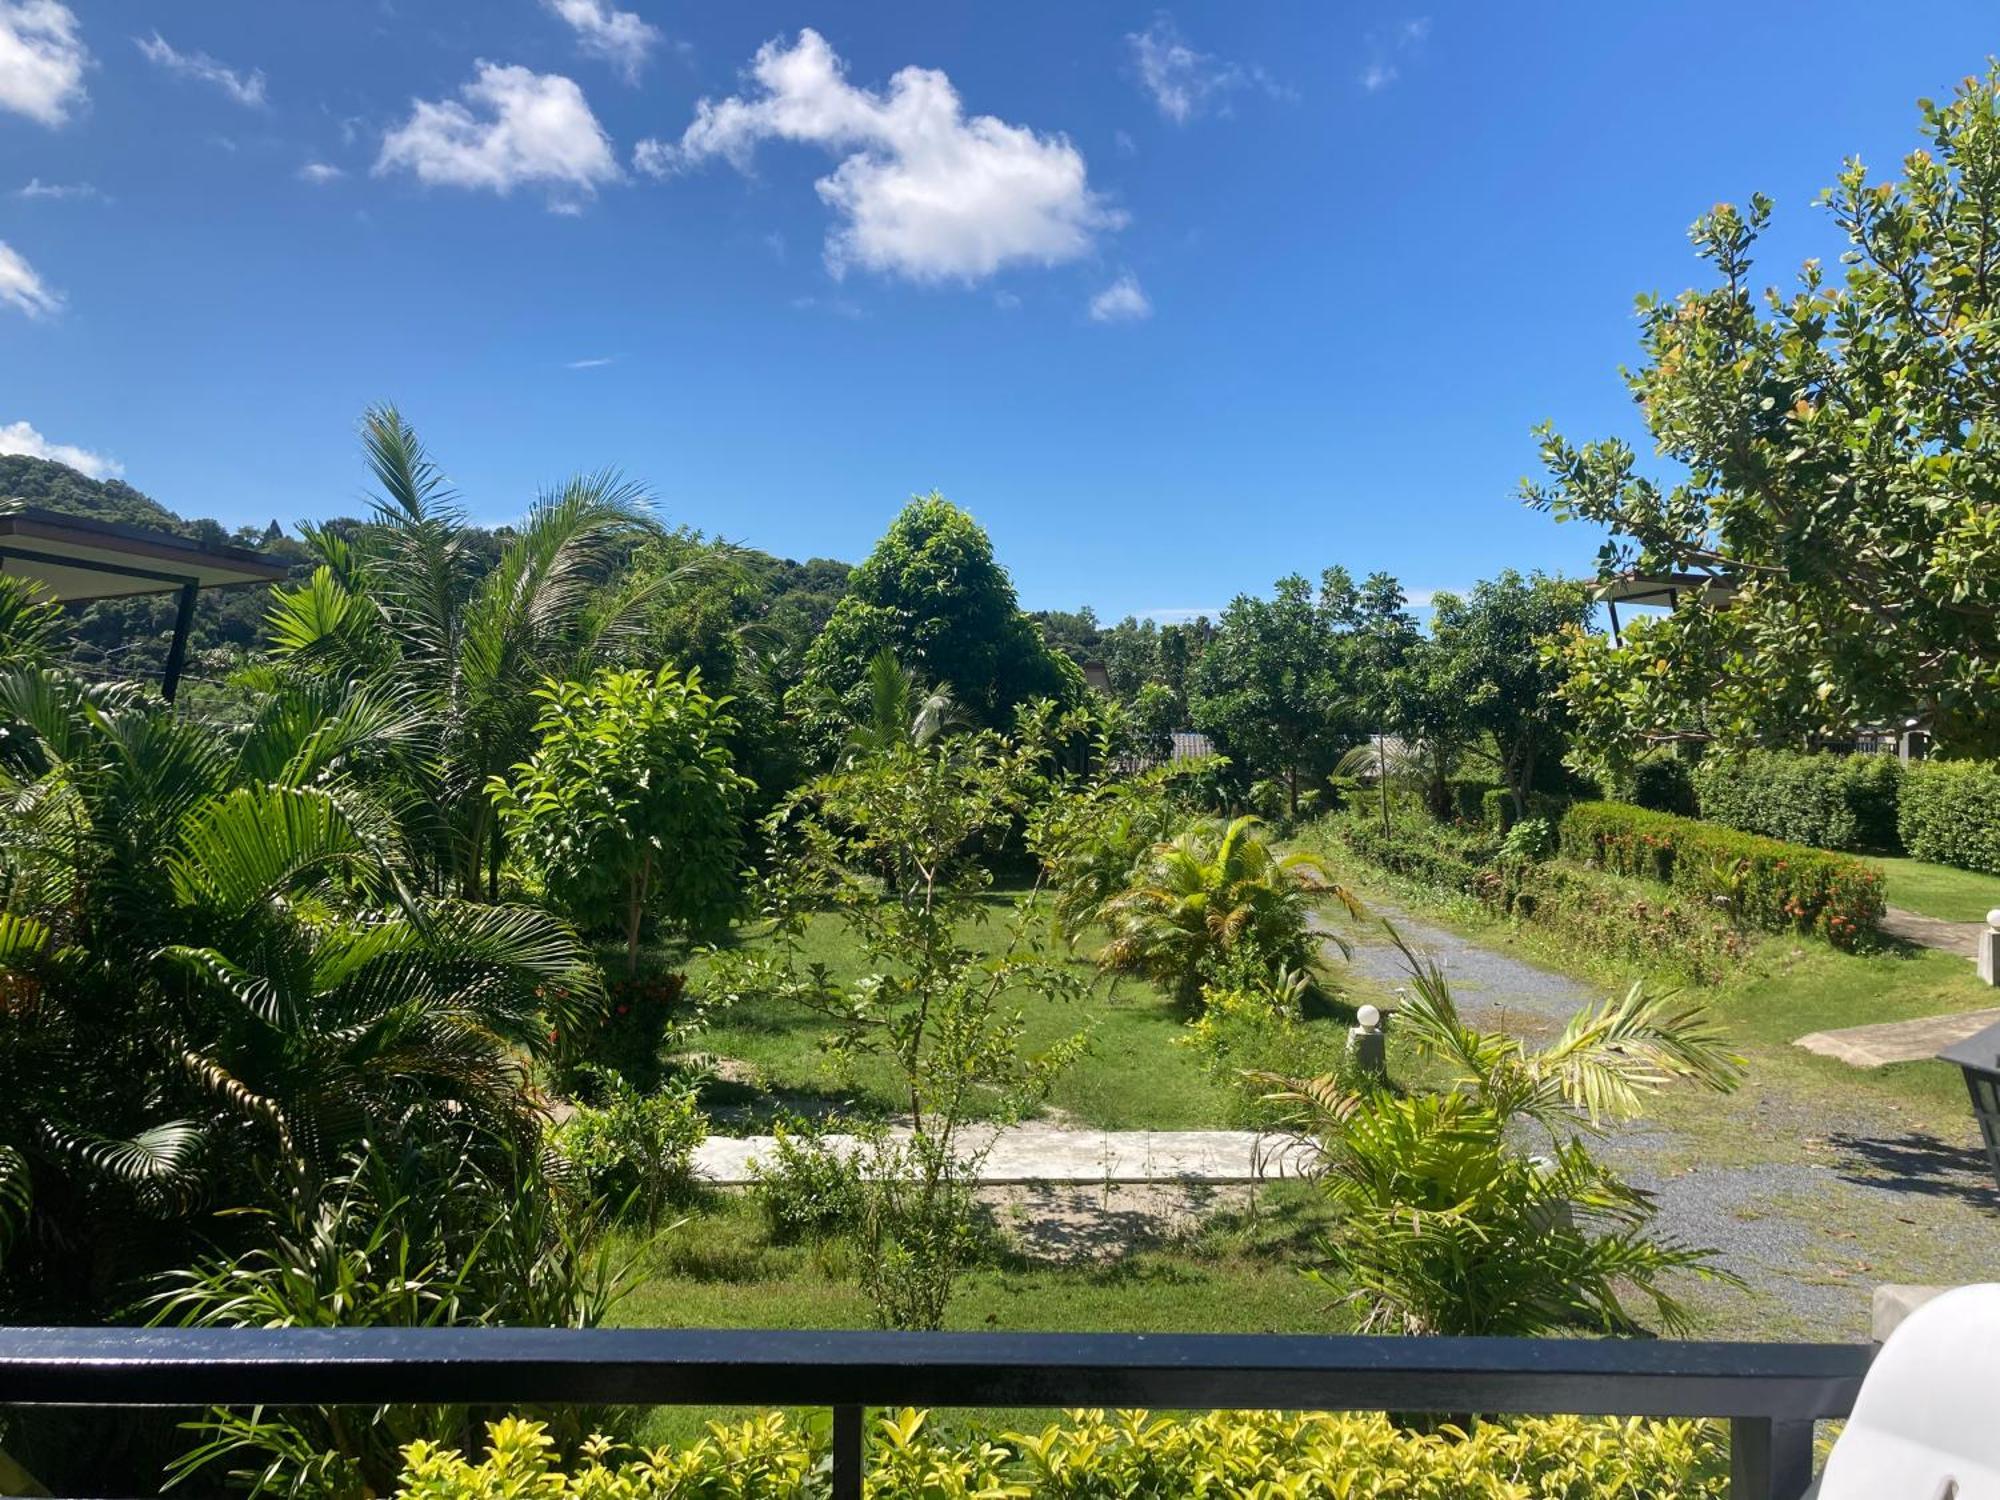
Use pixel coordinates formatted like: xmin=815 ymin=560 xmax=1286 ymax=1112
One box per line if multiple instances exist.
xmin=397 ymin=1410 xmax=1729 ymax=1497
xmin=1692 ymin=750 xmax=1901 ymax=853
xmin=1899 ymin=760 xmax=2000 ymax=875
xmin=1560 ymin=801 xmax=1884 ymax=949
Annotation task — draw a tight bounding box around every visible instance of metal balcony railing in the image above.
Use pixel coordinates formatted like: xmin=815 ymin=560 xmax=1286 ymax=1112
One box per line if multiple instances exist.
xmin=0 ymin=1326 xmax=1873 ymax=1500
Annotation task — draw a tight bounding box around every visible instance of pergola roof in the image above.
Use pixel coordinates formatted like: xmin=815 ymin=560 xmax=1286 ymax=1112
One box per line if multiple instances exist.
xmin=0 ymin=506 xmax=286 ymax=602
xmin=1593 ymin=570 xmax=1737 ymax=608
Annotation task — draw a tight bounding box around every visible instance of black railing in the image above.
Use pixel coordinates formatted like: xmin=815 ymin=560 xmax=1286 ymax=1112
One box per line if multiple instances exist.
xmin=0 ymin=1327 xmax=1873 ymax=1499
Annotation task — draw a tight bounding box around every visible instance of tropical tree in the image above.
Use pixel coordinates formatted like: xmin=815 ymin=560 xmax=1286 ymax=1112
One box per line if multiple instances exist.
xmin=1276 ymin=931 xmax=1742 ymax=1336
xmin=1100 ymin=815 xmax=1355 ymax=1005
xmin=833 ymin=649 xmax=963 ymax=766
xmin=1426 ymin=572 xmax=1594 ymax=817
xmin=490 ymin=664 xmax=752 ymax=974
xmin=796 ymin=494 xmax=1083 ymax=746
xmin=261 ymin=405 xmax=660 ymax=898
xmin=1527 ymin=70 xmax=2000 ymax=759
xmin=0 ymin=667 xmax=593 ymax=1320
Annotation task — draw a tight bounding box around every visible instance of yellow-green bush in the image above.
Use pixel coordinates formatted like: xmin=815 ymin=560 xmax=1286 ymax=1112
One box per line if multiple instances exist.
xmin=395 ymin=1408 xmax=1729 ymax=1498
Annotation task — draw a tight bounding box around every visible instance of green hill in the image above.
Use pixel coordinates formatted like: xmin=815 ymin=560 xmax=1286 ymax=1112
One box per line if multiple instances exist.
xmin=0 ymin=454 xmax=187 ymax=533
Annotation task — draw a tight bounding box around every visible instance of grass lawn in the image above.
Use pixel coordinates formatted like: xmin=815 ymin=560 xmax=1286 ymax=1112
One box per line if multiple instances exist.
xmin=679 ymin=890 xmax=1385 ymax=1133
xmin=1873 ymin=855 xmax=2000 ymax=923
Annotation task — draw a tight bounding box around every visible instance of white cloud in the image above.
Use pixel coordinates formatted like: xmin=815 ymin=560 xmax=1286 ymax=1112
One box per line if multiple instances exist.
xmin=16 ymin=176 xmax=98 ymax=199
xmin=657 ymin=28 xmax=1123 ymax=284
xmin=1359 ymin=16 xmax=1430 ymax=93
xmin=0 ymin=419 xmax=118 ymax=477
xmin=565 ymin=355 xmax=616 ymax=369
xmin=1360 ymin=62 xmax=1398 ymax=92
xmin=377 ymin=62 xmax=620 ymax=208
xmin=1127 ymin=16 xmax=1287 ymax=124
xmin=134 ymin=32 xmax=265 ymax=107
xmin=542 ymin=0 xmax=660 ymax=83
xmin=1088 ymin=273 xmax=1151 ymax=323
xmin=0 ymin=1 xmax=88 ymax=126
xmin=297 ymin=161 xmax=343 ymax=184
xmin=0 ymin=240 xmax=59 ymax=318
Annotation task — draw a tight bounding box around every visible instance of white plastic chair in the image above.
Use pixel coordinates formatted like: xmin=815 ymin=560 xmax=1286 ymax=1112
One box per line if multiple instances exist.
xmin=1814 ymin=1283 xmax=2000 ymax=1498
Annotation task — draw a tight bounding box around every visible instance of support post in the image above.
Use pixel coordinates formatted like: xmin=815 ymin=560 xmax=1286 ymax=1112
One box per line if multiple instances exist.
xmin=1730 ymin=1416 xmax=1814 ymax=1500
xmin=832 ymin=1403 xmax=863 ymax=1500
xmin=161 ymin=578 xmax=199 ymax=705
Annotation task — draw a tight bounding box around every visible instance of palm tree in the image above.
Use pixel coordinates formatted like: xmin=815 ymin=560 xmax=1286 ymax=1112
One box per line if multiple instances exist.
xmin=1099 ymin=814 xmax=1359 ymax=1005
xmin=835 ymin=648 xmax=962 ymax=766
xmin=0 ymin=666 xmax=593 ymax=1319
xmin=263 ymin=405 xmax=662 ymax=897
xmin=1271 ymin=927 xmax=1743 ymax=1336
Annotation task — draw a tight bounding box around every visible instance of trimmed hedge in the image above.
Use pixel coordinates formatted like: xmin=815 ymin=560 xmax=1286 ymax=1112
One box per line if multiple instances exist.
xmin=1560 ymin=801 xmax=1884 ymax=949
xmin=1448 ymin=776 xmax=1503 ymax=822
xmin=1619 ymin=756 xmax=1699 ymax=817
xmin=1692 ymin=750 xmax=1901 ymax=853
xmin=1899 ymin=760 xmax=2000 ymax=875
xmin=1481 ymin=788 xmax=1573 ymax=833
xmin=398 ymin=1410 xmax=1730 ymax=1498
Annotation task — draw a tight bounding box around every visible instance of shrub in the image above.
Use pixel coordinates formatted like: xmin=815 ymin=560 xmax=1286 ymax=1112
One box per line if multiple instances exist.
xmin=1693 ymin=750 xmax=1903 ymax=852
xmin=749 ymin=1122 xmax=867 ymax=1244
xmin=1499 ymin=816 xmax=1557 ymax=862
xmin=1179 ymin=974 xmax=1354 ymax=1128
xmin=397 ymin=1409 xmax=1731 ymax=1498
xmin=1560 ymin=801 xmax=1884 ymax=949
xmin=1898 ymin=760 xmax=2000 ymax=875
xmin=1470 ymin=858 xmax=1750 ymax=985
xmin=551 ymin=1069 xmax=707 ymax=1228
xmin=1448 ymin=776 xmax=1503 ymax=821
xmin=1620 ymin=755 xmax=1699 ymax=816
xmin=1331 ymin=808 xmax=1494 ymax=891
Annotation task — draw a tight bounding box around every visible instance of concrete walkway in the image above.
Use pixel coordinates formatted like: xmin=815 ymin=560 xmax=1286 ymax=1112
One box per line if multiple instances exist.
xmin=695 ymin=1124 xmax=1314 ymax=1186
xmin=1796 ymin=1007 xmax=2000 ymax=1068
xmin=1881 ymin=906 xmax=1986 ymax=960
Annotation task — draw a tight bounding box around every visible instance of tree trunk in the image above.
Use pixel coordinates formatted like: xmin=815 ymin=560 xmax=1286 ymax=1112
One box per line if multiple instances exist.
xmin=624 ymin=849 xmax=653 ymax=977
xmin=1286 ymin=765 xmax=1299 ymax=820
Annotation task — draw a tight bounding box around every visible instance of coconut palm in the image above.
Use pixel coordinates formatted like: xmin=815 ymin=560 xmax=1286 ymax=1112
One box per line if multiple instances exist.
xmin=836 ymin=648 xmax=962 ymax=766
xmin=1099 ymin=814 xmax=1359 ymax=1005
xmin=1270 ymin=927 xmax=1743 ymax=1337
xmin=262 ymin=405 xmax=663 ymax=897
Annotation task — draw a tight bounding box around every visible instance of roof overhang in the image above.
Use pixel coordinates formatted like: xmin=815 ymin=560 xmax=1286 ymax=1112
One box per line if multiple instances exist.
xmin=1594 ymin=570 xmax=1738 ymax=608
xmin=0 ymin=506 xmax=287 ymax=602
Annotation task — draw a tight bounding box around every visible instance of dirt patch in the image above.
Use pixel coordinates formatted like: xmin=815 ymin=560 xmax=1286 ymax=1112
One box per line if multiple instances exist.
xmin=980 ymin=1181 xmax=1256 ymax=1263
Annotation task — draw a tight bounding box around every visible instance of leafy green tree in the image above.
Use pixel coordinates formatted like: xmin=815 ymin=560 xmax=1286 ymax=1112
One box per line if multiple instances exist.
xmin=1528 ymin=70 xmax=2000 ymax=758
xmin=1191 ymin=569 xmax=1407 ymax=817
xmin=490 ymin=665 xmax=752 ymax=974
xmin=796 ymin=494 xmax=1083 ymax=745
xmin=1279 ymin=931 xmax=1742 ymax=1336
xmin=1427 ymin=572 xmax=1594 ymax=817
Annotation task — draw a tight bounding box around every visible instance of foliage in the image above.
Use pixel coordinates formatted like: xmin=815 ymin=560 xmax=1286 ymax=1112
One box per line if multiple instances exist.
xmin=1324 ymin=807 xmax=1494 ymax=894
xmin=1275 ymin=931 xmax=1741 ymax=1336
xmin=1469 ymin=857 xmax=1752 ymax=986
xmin=1529 ymin=71 xmax=2000 ymax=758
xmin=490 ymin=664 xmax=752 ymax=973
xmin=0 ymin=668 xmax=594 ymax=1320
xmin=1618 ymin=755 xmax=1700 ymax=818
xmin=1024 ymin=745 xmax=1201 ymax=945
xmin=747 ymin=1122 xmax=866 ymax=1245
xmin=152 ymin=1137 xmax=625 ymax=1498
xmin=1099 ymin=815 xmax=1350 ymax=1006
xmin=395 ymin=1408 xmax=1730 ymax=1499
xmin=1499 ymin=816 xmax=1558 ymax=862
xmin=1189 ymin=568 xmax=1412 ymax=818
xmin=1561 ymin=801 xmax=1885 ymax=948
xmin=795 ymin=494 xmax=1080 ymax=745
xmin=709 ymin=723 xmax=1092 ymax=1326
xmin=552 ymin=1068 xmax=707 ymax=1229
xmin=262 ymin=405 xmax=659 ymax=898
xmin=1898 ymin=759 xmax=2000 ymax=876
xmin=1179 ymin=973 xmax=1354 ymax=1128
xmin=1693 ymin=749 xmax=1902 ymax=852
xmin=1426 ymin=572 xmax=1595 ymax=817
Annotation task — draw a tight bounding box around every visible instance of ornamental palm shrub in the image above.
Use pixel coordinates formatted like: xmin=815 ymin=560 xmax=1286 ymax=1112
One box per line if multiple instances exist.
xmin=1275 ymin=929 xmax=1742 ymax=1337
xmin=489 ymin=664 xmax=752 ymax=975
xmin=1100 ymin=814 xmax=1357 ymax=1006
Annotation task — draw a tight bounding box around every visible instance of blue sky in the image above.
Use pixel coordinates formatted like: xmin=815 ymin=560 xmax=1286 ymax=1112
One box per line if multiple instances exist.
xmin=1 ymin=3 xmax=1996 ymax=619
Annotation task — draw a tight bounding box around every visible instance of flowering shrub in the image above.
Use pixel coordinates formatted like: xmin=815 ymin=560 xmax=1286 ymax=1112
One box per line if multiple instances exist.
xmin=1470 ymin=858 xmax=1750 ymax=984
xmin=1560 ymin=802 xmax=1883 ymax=949
xmin=396 ymin=1408 xmax=1730 ymax=1498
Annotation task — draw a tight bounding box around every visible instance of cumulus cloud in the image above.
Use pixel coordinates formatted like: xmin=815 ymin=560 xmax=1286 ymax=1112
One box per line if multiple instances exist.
xmin=652 ymin=28 xmax=1123 ymax=284
xmin=1127 ymin=15 xmax=1287 ymax=124
xmin=135 ymin=32 xmax=265 ymax=106
xmin=542 ymin=0 xmax=660 ymax=83
xmin=0 ymin=1 xmax=88 ymax=126
xmin=0 ymin=418 xmax=120 ymax=477
xmin=377 ymin=62 xmax=619 ymax=208
xmin=1088 ymin=273 xmax=1151 ymax=323
xmin=297 ymin=161 xmax=343 ymax=184
xmin=0 ymin=240 xmax=59 ymax=317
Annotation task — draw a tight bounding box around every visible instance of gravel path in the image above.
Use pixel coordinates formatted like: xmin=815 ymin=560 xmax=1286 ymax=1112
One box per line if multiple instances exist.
xmin=1324 ymin=899 xmax=1599 ymax=1026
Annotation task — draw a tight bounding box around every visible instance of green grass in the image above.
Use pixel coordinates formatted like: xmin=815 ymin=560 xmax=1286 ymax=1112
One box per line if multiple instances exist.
xmin=678 ymin=891 xmax=1380 ymax=1132
xmin=1873 ymin=855 xmax=2000 ymax=923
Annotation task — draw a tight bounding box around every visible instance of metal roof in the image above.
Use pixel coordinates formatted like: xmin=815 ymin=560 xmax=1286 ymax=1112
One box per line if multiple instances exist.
xmin=0 ymin=505 xmax=287 ymax=602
